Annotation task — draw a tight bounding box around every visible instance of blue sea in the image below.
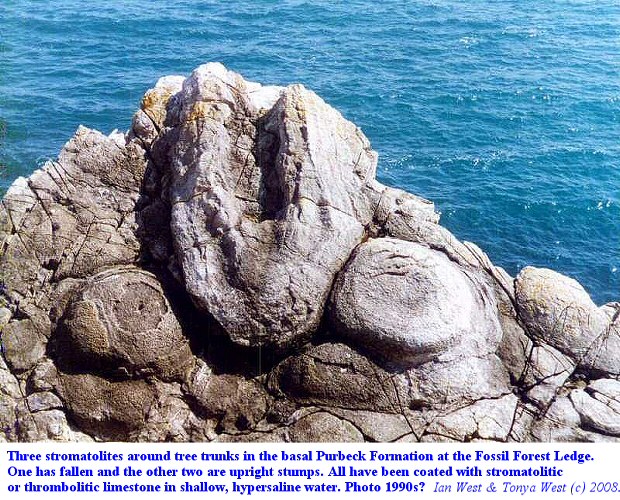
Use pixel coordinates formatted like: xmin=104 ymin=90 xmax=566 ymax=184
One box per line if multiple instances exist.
xmin=1 ymin=1 xmax=618 ymax=304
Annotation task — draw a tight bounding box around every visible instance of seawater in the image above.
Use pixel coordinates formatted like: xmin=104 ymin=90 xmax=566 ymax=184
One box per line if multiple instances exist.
xmin=1 ymin=0 xmax=618 ymax=303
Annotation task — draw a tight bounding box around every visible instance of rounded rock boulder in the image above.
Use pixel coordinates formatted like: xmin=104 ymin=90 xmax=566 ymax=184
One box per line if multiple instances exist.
xmin=56 ymin=268 xmax=193 ymax=381
xmin=329 ymin=238 xmax=502 ymax=367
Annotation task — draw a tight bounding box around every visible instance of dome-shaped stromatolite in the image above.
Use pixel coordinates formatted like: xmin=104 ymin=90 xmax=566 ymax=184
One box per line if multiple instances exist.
xmin=329 ymin=238 xmax=503 ymax=367
xmin=56 ymin=268 xmax=193 ymax=381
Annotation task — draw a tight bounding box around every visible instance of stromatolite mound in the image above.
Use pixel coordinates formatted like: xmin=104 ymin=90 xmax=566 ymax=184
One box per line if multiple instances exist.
xmin=0 ymin=63 xmax=617 ymax=442
xmin=329 ymin=237 xmax=502 ymax=367
xmin=54 ymin=268 xmax=193 ymax=381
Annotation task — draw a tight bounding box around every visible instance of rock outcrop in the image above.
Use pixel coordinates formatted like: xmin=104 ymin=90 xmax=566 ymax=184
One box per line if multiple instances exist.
xmin=329 ymin=238 xmax=502 ymax=367
xmin=1 ymin=63 xmax=618 ymax=442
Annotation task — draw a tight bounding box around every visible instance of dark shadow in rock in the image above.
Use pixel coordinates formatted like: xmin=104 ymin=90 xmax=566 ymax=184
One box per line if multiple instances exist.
xmin=145 ymin=264 xmax=292 ymax=378
xmin=255 ymin=107 xmax=285 ymax=221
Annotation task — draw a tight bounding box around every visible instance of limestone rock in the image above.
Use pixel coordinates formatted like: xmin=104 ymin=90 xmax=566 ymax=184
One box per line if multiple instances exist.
xmin=409 ymin=355 xmax=512 ymax=408
xmin=523 ymin=344 xmax=575 ymax=409
xmin=187 ymin=373 xmax=270 ymax=434
xmin=2 ymin=318 xmax=48 ymax=373
xmin=326 ymin=408 xmax=415 ymax=442
xmin=1 ymin=127 xmax=144 ymax=298
xmin=497 ymin=314 xmax=576 ymax=409
xmin=27 ymin=358 xmax=59 ymax=393
xmin=54 ymin=267 xmax=193 ymax=381
xmin=570 ymin=389 xmax=620 ymax=436
xmin=421 ymin=395 xmax=519 ymax=442
xmin=136 ymin=382 xmax=204 ymax=442
xmin=30 ymin=409 xmax=93 ymax=442
xmin=0 ymin=307 xmax=10 ymax=329
xmin=588 ymin=378 xmax=620 ymax=412
xmin=268 ymin=342 xmax=407 ymax=412
xmin=0 ymin=355 xmax=23 ymax=442
xmin=132 ymin=75 xmax=186 ymax=147
xmin=26 ymin=392 xmax=63 ymax=413
xmin=160 ymin=63 xmax=380 ymax=349
xmin=58 ymin=373 xmax=157 ymax=441
xmin=0 ymin=124 xmax=148 ymax=387
xmin=288 ymin=411 xmax=364 ymax=442
xmin=329 ymin=238 xmax=502 ymax=367
xmin=370 ymin=183 xmax=439 ymax=232
xmin=516 ymin=266 xmax=619 ymax=375
xmin=496 ymin=307 xmax=533 ymax=384
xmin=531 ymin=396 xmax=590 ymax=442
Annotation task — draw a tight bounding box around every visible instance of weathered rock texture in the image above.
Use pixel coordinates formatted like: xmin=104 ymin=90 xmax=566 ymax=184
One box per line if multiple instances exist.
xmin=1 ymin=63 xmax=618 ymax=442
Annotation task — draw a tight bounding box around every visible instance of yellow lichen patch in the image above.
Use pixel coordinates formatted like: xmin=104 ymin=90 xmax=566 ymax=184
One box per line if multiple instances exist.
xmin=141 ymin=89 xmax=174 ymax=126
xmin=141 ymin=90 xmax=161 ymax=110
xmin=283 ymin=85 xmax=309 ymax=123
xmin=186 ymin=101 xmax=229 ymax=122
xmin=141 ymin=89 xmax=171 ymax=111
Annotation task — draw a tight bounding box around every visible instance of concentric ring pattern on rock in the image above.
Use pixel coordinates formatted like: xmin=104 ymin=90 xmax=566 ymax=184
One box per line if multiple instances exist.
xmin=1 ymin=63 xmax=618 ymax=442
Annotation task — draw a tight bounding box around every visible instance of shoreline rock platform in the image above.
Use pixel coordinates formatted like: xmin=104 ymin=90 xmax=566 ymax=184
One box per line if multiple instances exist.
xmin=1 ymin=63 xmax=618 ymax=442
